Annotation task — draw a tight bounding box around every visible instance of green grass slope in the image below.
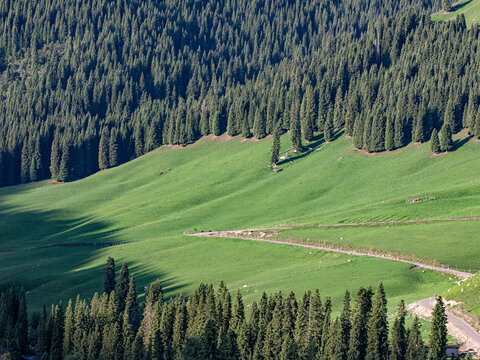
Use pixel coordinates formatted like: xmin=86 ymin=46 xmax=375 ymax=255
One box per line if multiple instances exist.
xmin=1 ymin=132 xmax=478 ymax=312
xmin=432 ymin=0 xmax=480 ymax=26
xmin=445 ymin=272 xmax=480 ymax=322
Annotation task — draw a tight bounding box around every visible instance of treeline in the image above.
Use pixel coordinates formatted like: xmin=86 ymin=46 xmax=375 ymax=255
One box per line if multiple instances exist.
xmin=0 ymin=0 xmax=460 ymax=187
xmin=1 ymin=257 xmax=468 ymax=360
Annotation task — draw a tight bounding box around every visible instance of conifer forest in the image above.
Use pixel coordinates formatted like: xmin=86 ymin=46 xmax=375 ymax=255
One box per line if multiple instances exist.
xmin=1 ymin=0 xmax=480 ymax=186
xmin=0 ymin=259 xmax=452 ymax=360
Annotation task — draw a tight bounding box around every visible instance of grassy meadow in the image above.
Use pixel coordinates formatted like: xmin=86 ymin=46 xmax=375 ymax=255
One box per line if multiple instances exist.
xmin=1 ymin=131 xmax=479 ymax=315
xmin=432 ymin=0 xmax=480 ymax=25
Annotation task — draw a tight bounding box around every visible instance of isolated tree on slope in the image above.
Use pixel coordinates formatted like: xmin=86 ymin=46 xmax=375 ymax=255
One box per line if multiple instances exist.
xmin=270 ymin=127 xmax=281 ymax=165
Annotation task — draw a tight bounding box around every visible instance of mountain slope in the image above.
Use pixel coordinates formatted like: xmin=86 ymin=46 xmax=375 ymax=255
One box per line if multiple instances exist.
xmin=1 ymin=132 xmax=478 ymax=310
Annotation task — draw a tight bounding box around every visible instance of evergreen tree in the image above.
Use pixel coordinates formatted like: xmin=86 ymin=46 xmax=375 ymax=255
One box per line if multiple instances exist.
xmin=270 ymin=127 xmax=281 ymax=166
xmin=20 ymin=142 xmax=30 ymax=183
xmin=50 ymin=133 xmax=62 ymax=179
xmin=366 ymin=283 xmax=388 ymax=360
xmin=324 ymin=117 xmax=334 ymax=142
xmin=98 ymin=127 xmax=110 ymax=170
xmin=384 ymin=116 xmax=395 ymax=151
xmin=57 ymin=140 xmax=72 ymax=182
xmin=109 ymin=128 xmax=119 ymax=167
xmin=390 ymin=301 xmax=407 ymax=360
xmin=442 ymin=0 xmax=451 ymax=12
xmin=50 ymin=303 xmax=64 ymax=360
xmin=230 ymin=291 xmax=245 ymax=333
xmin=406 ymin=317 xmax=425 ymax=360
xmin=290 ymin=102 xmax=303 ymax=152
xmin=134 ymin=124 xmax=145 ymax=157
xmin=145 ymin=122 xmax=160 ymax=152
xmin=117 ymin=263 xmax=130 ymax=312
xmin=253 ymin=108 xmax=266 ymax=139
xmin=280 ymin=335 xmax=298 ymax=360
xmin=430 ymin=129 xmax=441 ymax=154
xmin=63 ymin=299 xmax=75 ymax=356
xmin=104 ymin=257 xmax=116 ymax=295
xmin=348 ymin=287 xmax=373 ymax=360
xmin=427 ymin=297 xmax=447 ymax=360
xmin=439 ymin=123 xmax=453 ymax=152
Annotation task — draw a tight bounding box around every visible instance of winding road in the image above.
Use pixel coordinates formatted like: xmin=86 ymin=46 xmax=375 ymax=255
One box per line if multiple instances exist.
xmin=186 ymin=231 xmax=473 ymax=279
xmin=186 ymin=225 xmax=480 ymax=352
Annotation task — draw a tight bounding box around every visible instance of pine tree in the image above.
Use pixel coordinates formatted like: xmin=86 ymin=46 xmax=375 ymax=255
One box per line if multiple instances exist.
xmin=384 ymin=116 xmax=394 ymax=151
xmin=104 ymin=257 xmax=116 ymax=295
xmin=50 ymin=303 xmax=64 ymax=360
xmin=109 ymin=128 xmax=119 ymax=167
xmin=290 ymin=102 xmax=303 ymax=152
xmin=63 ymin=299 xmax=75 ymax=356
xmin=145 ymin=122 xmax=160 ymax=152
xmin=30 ymin=136 xmax=42 ymax=181
xmin=366 ymin=283 xmax=388 ymax=360
xmin=172 ymin=297 xmax=187 ymax=356
xmin=134 ymin=124 xmax=144 ymax=157
xmin=15 ymin=290 xmax=28 ymax=354
xmin=442 ymin=0 xmax=451 ymax=12
xmin=117 ymin=263 xmax=130 ymax=312
xmin=474 ymin=107 xmax=480 ymax=138
xmin=57 ymin=140 xmax=72 ymax=182
xmin=427 ymin=296 xmax=447 ymax=360
xmin=439 ymin=123 xmax=453 ymax=152
xmin=98 ymin=127 xmax=110 ymax=170
xmin=253 ymin=108 xmax=266 ymax=139
xmin=301 ymin=97 xmax=314 ymax=142
xmin=36 ymin=305 xmax=49 ymax=359
xmin=20 ymin=142 xmax=30 ymax=183
xmin=406 ymin=317 xmax=425 ymax=360
xmin=270 ymin=127 xmax=281 ymax=166
xmin=324 ymin=116 xmax=334 ymax=142
xmin=390 ymin=301 xmax=407 ymax=360
xmin=280 ymin=335 xmax=298 ymax=360
xmin=230 ymin=290 xmax=245 ymax=332
xmin=348 ymin=287 xmax=373 ymax=360
xmin=430 ymin=129 xmax=441 ymax=154
xmin=49 ymin=132 xmax=62 ymax=179
xmin=200 ymin=319 xmax=218 ymax=359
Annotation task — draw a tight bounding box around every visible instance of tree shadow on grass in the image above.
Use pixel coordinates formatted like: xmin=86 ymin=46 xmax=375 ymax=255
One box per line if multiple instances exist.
xmin=0 ymin=203 xmax=189 ymax=311
xmin=452 ymin=0 xmax=472 ymax=12
xmin=277 ymin=128 xmax=344 ymax=166
xmin=453 ymin=134 xmax=472 ymax=151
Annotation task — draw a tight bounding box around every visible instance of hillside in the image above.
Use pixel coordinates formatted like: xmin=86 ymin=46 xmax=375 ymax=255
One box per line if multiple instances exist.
xmin=2 ymin=131 xmax=479 ymax=312
xmin=445 ymin=272 xmax=480 ymax=323
xmin=432 ymin=0 xmax=480 ymax=25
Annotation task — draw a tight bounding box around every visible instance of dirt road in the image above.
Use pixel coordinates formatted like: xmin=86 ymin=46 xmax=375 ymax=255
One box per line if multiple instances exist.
xmin=187 ymin=229 xmax=480 ymax=352
xmin=187 ymin=231 xmax=473 ymax=279
xmin=410 ymin=298 xmax=480 ymax=354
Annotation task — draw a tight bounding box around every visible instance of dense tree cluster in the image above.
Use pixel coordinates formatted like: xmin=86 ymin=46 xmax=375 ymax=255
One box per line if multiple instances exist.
xmin=0 ymin=258 xmax=458 ymax=360
xmin=5 ymin=0 xmax=476 ymax=187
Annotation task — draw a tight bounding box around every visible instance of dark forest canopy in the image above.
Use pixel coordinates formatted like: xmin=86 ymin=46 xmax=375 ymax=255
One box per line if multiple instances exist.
xmin=0 ymin=259 xmax=455 ymax=360
xmin=1 ymin=0 xmax=479 ymax=187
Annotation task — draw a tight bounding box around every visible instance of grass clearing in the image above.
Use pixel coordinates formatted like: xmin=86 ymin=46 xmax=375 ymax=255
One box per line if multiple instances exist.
xmin=432 ymin=0 xmax=480 ymax=26
xmin=0 ymin=131 xmax=478 ymax=316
